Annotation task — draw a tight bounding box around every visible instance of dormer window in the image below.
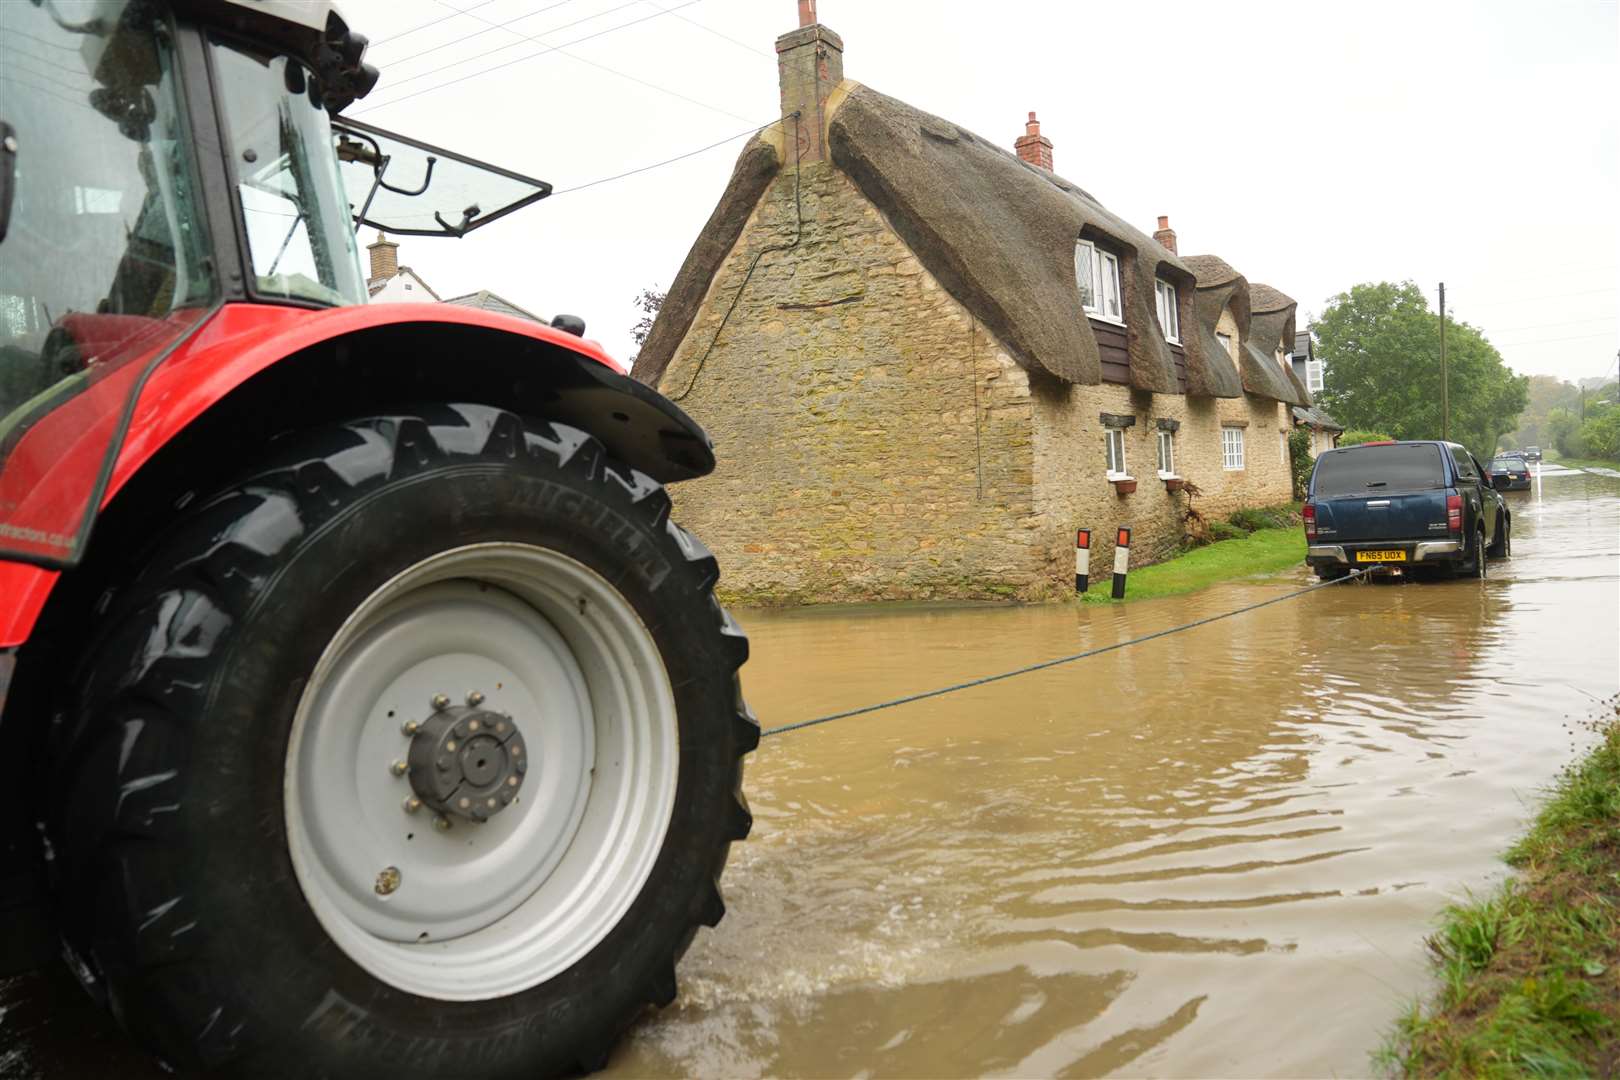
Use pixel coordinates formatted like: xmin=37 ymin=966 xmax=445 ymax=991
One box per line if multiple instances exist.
xmin=1154 ymin=279 xmax=1180 ymax=344
xmin=1216 ymin=331 xmax=1234 ymax=358
xmin=1075 ymin=239 xmax=1122 ymax=324
xmin=1306 ymin=359 xmax=1325 ymax=393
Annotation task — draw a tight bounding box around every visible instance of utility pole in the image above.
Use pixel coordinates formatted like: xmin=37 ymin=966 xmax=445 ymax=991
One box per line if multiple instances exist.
xmin=1438 ymin=282 xmax=1448 ymax=441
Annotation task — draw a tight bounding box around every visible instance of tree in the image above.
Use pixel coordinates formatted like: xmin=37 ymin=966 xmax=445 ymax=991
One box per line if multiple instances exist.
xmin=1547 ymin=407 xmax=1582 ymax=457
xmin=1509 ymin=374 xmax=1581 ymax=448
xmin=628 ymin=287 xmax=666 ymax=359
xmin=1315 ymin=281 xmax=1529 ymax=460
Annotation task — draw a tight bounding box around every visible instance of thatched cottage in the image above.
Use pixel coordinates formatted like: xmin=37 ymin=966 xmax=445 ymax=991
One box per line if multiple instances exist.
xmin=632 ymin=3 xmax=1313 ymax=604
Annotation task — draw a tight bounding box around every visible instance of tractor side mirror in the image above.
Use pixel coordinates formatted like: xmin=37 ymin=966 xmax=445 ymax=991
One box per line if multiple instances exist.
xmin=0 ymin=122 xmax=15 ymax=246
xmin=550 ymin=314 xmax=586 ymax=337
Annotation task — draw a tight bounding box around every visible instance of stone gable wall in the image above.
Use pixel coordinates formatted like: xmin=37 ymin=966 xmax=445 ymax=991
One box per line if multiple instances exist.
xmin=655 ymin=163 xmax=1296 ymax=604
xmin=655 ymin=162 xmax=1046 ymax=604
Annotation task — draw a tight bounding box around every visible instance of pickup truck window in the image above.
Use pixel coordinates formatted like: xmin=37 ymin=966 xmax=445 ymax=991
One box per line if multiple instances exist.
xmin=1313 ymin=443 xmax=1446 ymax=497
xmin=1449 ymin=445 xmax=1478 ymax=480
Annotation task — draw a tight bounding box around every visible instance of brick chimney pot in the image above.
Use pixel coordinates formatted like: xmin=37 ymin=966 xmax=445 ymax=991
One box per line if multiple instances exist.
xmin=367 ymin=231 xmax=399 ymax=283
xmin=776 ymin=8 xmax=843 ymax=164
xmin=1014 ymin=110 xmax=1054 ymax=171
xmin=1152 ymin=215 xmax=1178 ymax=255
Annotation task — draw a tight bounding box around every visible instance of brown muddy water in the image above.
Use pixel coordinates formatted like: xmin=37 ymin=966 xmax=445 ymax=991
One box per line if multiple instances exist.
xmin=3 ymin=467 xmax=1617 ymax=1078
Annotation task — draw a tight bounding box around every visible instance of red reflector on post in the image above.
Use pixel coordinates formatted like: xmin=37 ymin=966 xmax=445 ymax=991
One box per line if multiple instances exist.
xmin=1076 ymin=529 xmax=1090 ymax=549
xmin=1116 ymin=527 xmax=1131 ymax=548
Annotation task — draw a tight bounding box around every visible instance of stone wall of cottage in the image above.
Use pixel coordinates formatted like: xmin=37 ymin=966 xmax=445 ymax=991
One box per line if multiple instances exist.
xmin=1028 ymin=381 xmax=1294 ymax=585
xmin=656 ymin=162 xmax=1296 ymax=604
xmin=655 ymin=161 xmax=1047 ymax=604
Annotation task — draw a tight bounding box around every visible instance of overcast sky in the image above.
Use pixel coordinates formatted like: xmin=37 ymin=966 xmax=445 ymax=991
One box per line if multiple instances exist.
xmin=341 ymin=0 xmax=1619 ymax=386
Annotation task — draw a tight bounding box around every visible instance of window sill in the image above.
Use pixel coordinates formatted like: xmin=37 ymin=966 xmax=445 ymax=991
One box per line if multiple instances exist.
xmin=1164 ymin=336 xmax=1182 ymax=347
xmin=1157 ymin=471 xmax=1179 ymax=481
xmin=1086 ymin=312 xmax=1127 ymax=328
xmin=1105 ymin=472 xmax=1133 ymax=483
xmin=1222 ymin=466 xmax=1245 ymax=472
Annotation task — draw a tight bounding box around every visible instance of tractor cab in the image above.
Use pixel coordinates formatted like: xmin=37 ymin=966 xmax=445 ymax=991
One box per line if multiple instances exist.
xmin=0 ymin=0 xmax=547 ymax=568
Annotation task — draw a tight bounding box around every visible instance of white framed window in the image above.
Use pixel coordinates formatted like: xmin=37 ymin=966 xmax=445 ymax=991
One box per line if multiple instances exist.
xmin=1222 ymin=427 xmax=1245 ymax=470
xmin=1306 ymin=359 xmax=1325 ymax=393
xmin=1157 ymin=429 xmax=1176 ymax=477
xmin=1105 ymin=427 xmax=1128 ymax=478
xmin=1216 ymin=331 xmax=1234 ymax=358
xmin=1155 ymin=279 xmax=1180 ymax=343
xmin=1075 ymin=239 xmax=1122 ymax=323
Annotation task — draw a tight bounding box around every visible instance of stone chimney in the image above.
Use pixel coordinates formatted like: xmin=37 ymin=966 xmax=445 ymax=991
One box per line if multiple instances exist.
xmin=776 ymin=0 xmax=843 ymax=163
xmin=367 ymin=231 xmax=398 ymax=283
xmin=1152 ymin=215 xmax=1177 ymax=254
xmin=1014 ymin=112 xmax=1054 ymax=171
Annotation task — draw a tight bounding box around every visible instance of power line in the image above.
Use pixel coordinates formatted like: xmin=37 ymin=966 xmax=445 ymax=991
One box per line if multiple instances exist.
xmin=1493 ymin=330 xmax=1618 ymax=349
xmin=1455 ymin=285 xmax=1618 ymax=311
xmin=374 ymin=0 xmax=642 ymax=84
xmin=552 ymin=114 xmax=789 ymax=195
xmin=352 ymin=0 xmax=710 ymax=116
xmin=645 ymin=0 xmax=773 ymax=59
xmin=1481 ymin=313 xmax=1617 ymax=335
xmin=368 ymin=0 xmax=503 ymax=46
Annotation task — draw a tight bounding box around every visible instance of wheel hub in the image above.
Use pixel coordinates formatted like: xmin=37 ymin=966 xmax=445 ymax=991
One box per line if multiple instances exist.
xmin=406 ymin=702 xmax=529 ymax=822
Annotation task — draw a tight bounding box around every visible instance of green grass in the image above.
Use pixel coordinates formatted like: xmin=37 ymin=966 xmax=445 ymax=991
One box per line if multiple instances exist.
xmin=1079 ymin=526 xmax=1305 ymax=604
xmin=1378 ymin=708 xmax=1620 ymax=1078
xmin=1549 ymin=456 xmax=1620 ymax=471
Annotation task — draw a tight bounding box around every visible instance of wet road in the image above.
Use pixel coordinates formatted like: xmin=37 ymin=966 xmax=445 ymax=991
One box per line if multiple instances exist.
xmin=3 ymin=466 xmax=1617 ymax=1078
xmin=606 ymin=465 xmax=1619 ymax=1078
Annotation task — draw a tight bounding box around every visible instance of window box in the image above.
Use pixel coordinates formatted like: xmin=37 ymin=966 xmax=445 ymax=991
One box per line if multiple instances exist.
xmin=1163 ymin=477 xmax=1186 ymax=493
xmin=1112 ymin=477 xmax=1138 ymax=496
xmin=1075 ymin=239 xmax=1123 ymax=324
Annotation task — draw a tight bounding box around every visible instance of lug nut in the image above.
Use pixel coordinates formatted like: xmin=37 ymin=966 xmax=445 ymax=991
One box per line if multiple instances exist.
xmin=433 ymin=815 xmax=451 ymax=832
xmin=375 ymin=867 xmax=401 ymax=896
xmin=430 ymin=693 xmax=450 ymax=711
xmin=401 ymin=718 xmax=421 ymax=736
xmin=390 ymin=760 xmax=408 ymax=777
xmin=467 ymin=690 xmax=485 ymax=707
xmin=403 ymin=796 xmax=422 ymax=814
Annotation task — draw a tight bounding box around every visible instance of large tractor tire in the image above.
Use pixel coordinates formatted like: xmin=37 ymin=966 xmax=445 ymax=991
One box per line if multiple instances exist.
xmin=45 ymin=405 xmax=756 ymax=1078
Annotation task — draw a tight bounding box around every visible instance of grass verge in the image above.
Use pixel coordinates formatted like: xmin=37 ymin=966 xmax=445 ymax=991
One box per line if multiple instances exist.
xmin=1549 ymin=456 xmax=1620 ymax=472
xmin=1379 ymin=708 xmax=1620 ymax=1078
xmin=1079 ymin=526 xmax=1304 ymax=604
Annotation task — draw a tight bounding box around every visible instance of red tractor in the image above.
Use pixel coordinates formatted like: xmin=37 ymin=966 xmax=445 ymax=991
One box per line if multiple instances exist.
xmin=0 ymin=2 xmax=755 ymax=1075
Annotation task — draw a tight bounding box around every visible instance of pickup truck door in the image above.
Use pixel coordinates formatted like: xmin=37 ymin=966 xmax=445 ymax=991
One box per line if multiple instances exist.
xmin=1450 ymin=447 xmax=1492 ymax=543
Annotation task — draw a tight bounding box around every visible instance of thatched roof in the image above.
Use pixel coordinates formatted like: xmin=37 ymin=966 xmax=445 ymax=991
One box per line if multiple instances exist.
xmin=631 ymin=136 xmax=781 ymax=387
xmin=827 ymin=84 xmax=1201 ymax=393
xmin=1245 ymin=283 xmax=1310 ymax=405
xmin=634 ymin=81 xmax=1305 ymax=406
xmin=1182 ymin=255 xmax=1248 ymax=398
xmin=1180 ymin=257 xmax=1308 ymax=405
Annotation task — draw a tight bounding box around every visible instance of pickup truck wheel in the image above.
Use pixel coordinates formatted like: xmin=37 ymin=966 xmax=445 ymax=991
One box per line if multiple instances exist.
xmin=1487 ymin=514 xmax=1511 ymax=558
xmin=45 ymin=406 xmax=757 ymax=1079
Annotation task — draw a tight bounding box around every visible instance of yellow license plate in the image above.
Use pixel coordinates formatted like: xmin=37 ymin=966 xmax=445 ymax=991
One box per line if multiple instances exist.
xmin=1355 ymin=549 xmax=1407 ymax=563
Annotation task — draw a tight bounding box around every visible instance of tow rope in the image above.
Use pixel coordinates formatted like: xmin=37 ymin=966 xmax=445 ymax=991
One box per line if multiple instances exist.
xmin=761 ymin=568 xmax=1370 ymax=739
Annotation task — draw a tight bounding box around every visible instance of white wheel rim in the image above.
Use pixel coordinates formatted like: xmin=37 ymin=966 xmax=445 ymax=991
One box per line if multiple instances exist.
xmin=284 ymin=543 xmax=679 ymax=1001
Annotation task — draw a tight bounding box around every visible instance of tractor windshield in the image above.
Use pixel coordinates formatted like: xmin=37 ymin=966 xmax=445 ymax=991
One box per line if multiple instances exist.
xmin=211 ymin=39 xmax=367 ymax=307
xmin=0 ymin=0 xmax=216 ymax=565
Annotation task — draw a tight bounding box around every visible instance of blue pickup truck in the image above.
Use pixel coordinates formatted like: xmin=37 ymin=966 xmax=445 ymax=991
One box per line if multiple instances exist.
xmin=1304 ymin=440 xmax=1510 ymax=580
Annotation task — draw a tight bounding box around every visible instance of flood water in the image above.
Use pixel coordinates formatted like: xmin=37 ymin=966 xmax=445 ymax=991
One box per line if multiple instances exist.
xmin=606 ymin=464 xmax=1620 ymax=1078
xmin=3 ymin=466 xmax=1617 ymax=1078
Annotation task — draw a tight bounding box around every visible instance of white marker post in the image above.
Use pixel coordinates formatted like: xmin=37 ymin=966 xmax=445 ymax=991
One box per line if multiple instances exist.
xmin=1075 ymin=528 xmax=1091 ymax=594
xmin=1111 ymin=527 xmax=1131 ymax=599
